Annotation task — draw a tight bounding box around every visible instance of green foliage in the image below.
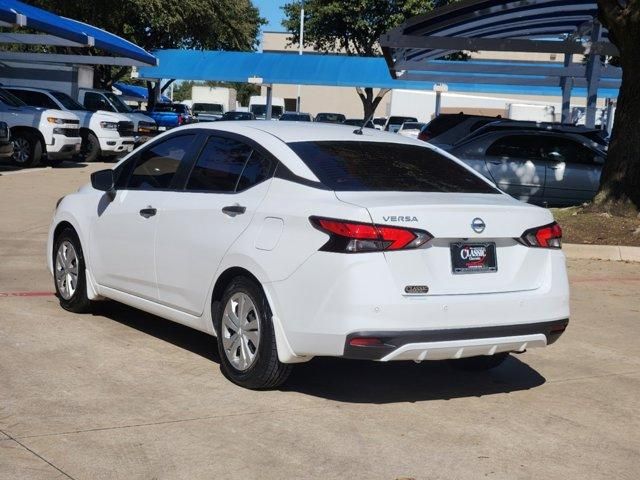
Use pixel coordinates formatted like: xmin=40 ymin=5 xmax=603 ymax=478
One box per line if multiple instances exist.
xmin=26 ymin=0 xmax=265 ymax=87
xmin=281 ymin=0 xmax=437 ymax=56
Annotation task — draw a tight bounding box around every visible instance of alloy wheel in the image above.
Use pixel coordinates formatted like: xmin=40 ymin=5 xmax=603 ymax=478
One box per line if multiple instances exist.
xmin=12 ymin=138 xmax=30 ymax=164
xmin=221 ymin=292 xmax=261 ymax=371
xmin=55 ymin=241 xmax=79 ymax=300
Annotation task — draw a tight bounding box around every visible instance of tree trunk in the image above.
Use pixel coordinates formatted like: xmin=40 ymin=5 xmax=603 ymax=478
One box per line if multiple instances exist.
xmin=593 ymin=0 xmax=640 ymax=214
xmin=356 ymin=87 xmax=390 ymax=120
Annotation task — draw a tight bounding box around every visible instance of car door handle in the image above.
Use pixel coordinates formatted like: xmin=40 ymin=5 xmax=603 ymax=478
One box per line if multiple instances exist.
xmin=139 ymin=207 xmax=157 ymax=218
xmin=222 ymin=205 xmax=246 ymax=216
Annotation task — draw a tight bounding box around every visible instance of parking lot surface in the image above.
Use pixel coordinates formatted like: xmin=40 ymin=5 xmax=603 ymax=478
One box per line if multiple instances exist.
xmin=1 ymin=163 xmax=639 ymax=480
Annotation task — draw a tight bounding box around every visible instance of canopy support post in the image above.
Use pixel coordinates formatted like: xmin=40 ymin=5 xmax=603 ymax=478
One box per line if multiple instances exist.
xmin=266 ymin=84 xmax=273 ymax=120
xmin=585 ymin=21 xmax=602 ymax=128
xmin=561 ymin=53 xmax=573 ymax=124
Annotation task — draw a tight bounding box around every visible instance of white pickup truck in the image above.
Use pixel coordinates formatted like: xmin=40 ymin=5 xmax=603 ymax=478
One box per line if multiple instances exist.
xmin=77 ymin=88 xmax=157 ymax=143
xmin=6 ymin=86 xmax=136 ymax=162
xmin=0 ymin=87 xmax=81 ymax=167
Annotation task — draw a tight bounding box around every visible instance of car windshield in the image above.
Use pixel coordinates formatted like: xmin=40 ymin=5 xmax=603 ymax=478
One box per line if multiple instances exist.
xmin=280 ymin=113 xmax=311 ymax=121
xmin=316 ymin=113 xmax=345 ymax=123
xmin=222 ymin=112 xmax=252 ymax=120
xmin=388 ymin=116 xmax=417 ymax=125
xmin=0 ymin=88 xmax=27 ymax=107
xmin=401 ymin=122 xmax=424 ymax=130
xmin=103 ymin=92 xmax=132 ymax=113
xmin=50 ymin=91 xmax=87 ymax=110
xmin=288 ymin=141 xmax=498 ymax=193
xmin=192 ymin=103 xmax=223 ymax=113
xmin=250 ymin=105 xmax=283 ymax=118
xmin=373 ymin=118 xmax=386 ymax=126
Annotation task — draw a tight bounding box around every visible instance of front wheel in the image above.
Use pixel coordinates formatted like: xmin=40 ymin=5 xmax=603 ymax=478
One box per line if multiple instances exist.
xmin=80 ymin=131 xmax=100 ymax=162
xmin=448 ymin=353 xmax=509 ymax=371
xmin=53 ymin=227 xmax=92 ymax=313
xmin=214 ymin=276 xmax=292 ymax=389
xmin=12 ymin=131 xmax=43 ymax=167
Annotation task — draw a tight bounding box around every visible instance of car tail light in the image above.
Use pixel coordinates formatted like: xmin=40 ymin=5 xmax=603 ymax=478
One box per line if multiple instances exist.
xmin=178 ymin=114 xmax=184 ymax=125
xmin=310 ymin=216 xmax=433 ymax=253
xmin=520 ymin=222 xmax=562 ymax=249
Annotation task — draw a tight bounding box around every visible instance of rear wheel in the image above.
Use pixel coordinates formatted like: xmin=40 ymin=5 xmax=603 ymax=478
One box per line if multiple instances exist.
xmin=11 ymin=131 xmax=43 ymax=167
xmin=53 ymin=228 xmax=92 ymax=313
xmin=449 ymin=353 xmax=509 ymax=371
xmin=80 ymin=131 xmax=100 ymax=162
xmin=214 ymin=276 xmax=292 ymax=389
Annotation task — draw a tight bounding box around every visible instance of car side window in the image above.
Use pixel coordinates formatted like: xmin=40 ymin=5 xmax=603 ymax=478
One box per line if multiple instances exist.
xmin=486 ymin=135 xmax=544 ymax=160
xmin=236 ymin=150 xmax=273 ymax=191
xmin=125 ymin=134 xmax=195 ymax=190
xmin=84 ymin=92 xmax=110 ymax=112
xmin=186 ymin=136 xmax=255 ymax=192
xmin=541 ymin=137 xmax=600 ymax=165
xmin=11 ymin=90 xmax=59 ymax=109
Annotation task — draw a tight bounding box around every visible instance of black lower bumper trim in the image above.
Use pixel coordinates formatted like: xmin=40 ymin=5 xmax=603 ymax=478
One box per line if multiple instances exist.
xmin=343 ymin=319 xmax=569 ymax=360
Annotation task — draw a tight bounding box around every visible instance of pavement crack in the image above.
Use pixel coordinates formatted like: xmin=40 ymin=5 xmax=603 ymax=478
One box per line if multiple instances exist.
xmin=14 ymin=404 xmax=332 ymax=441
xmin=0 ymin=428 xmax=77 ymax=480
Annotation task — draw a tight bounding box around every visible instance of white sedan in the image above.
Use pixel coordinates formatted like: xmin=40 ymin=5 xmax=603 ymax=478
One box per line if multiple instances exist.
xmin=48 ymin=122 xmax=570 ymax=389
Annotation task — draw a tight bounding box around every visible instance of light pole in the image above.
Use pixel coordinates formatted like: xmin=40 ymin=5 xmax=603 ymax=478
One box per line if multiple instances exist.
xmin=296 ymin=4 xmax=304 ymax=113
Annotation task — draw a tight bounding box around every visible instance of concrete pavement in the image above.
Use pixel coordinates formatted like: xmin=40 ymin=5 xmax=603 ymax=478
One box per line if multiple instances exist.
xmin=1 ymin=163 xmax=639 ymax=479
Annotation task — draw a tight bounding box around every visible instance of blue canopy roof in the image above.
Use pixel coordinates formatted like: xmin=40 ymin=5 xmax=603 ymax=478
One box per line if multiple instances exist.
xmin=0 ymin=0 xmax=157 ymax=65
xmin=138 ymin=50 xmax=618 ymax=98
xmin=114 ymin=83 xmax=171 ymax=103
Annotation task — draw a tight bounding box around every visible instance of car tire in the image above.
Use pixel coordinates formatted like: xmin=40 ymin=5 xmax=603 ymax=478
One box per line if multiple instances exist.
xmin=53 ymin=227 xmax=92 ymax=313
xmin=80 ymin=131 xmax=100 ymax=162
xmin=449 ymin=353 xmax=509 ymax=371
xmin=11 ymin=131 xmax=43 ymax=167
xmin=214 ymin=276 xmax=292 ymax=389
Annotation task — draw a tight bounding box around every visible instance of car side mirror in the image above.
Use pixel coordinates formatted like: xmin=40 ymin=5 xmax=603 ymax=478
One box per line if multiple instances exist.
xmin=91 ymin=169 xmax=116 ymax=199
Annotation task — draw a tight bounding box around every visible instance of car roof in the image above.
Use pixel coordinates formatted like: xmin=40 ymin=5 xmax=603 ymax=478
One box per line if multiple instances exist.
xmin=5 ymin=85 xmax=55 ymax=94
xmin=176 ymin=120 xmax=426 ymax=144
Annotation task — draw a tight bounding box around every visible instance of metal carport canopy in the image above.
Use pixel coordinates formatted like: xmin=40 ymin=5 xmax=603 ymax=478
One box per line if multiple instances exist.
xmin=137 ymin=50 xmax=440 ymax=90
xmin=380 ymin=0 xmax=621 ymax=127
xmin=0 ymin=0 xmax=157 ymax=66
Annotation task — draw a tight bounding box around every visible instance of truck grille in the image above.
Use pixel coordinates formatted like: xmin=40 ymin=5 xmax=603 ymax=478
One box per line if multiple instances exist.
xmin=117 ymin=121 xmax=135 ymax=137
xmin=53 ymin=128 xmax=80 ymax=137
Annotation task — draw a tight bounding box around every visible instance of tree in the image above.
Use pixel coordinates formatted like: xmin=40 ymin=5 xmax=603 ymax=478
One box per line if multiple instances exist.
xmin=282 ymin=0 xmax=443 ymax=119
xmin=27 ymin=0 xmax=264 ymax=108
xmin=594 ymin=0 xmax=640 ymax=213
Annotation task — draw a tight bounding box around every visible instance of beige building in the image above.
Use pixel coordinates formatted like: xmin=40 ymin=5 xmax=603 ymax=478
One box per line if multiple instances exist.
xmin=261 ymin=31 xmax=603 ymax=122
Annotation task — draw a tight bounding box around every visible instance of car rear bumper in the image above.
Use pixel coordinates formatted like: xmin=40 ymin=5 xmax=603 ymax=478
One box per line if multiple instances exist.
xmin=342 ymin=319 xmax=568 ymax=361
xmin=267 ymin=250 xmax=570 ymax=361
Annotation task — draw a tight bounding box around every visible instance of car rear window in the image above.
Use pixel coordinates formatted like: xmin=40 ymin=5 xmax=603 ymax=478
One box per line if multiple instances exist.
xmin=288 ymin=141 xmax=498 ymax=193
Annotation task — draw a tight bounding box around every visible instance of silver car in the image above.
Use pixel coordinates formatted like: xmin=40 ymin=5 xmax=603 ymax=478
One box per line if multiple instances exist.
xmin=449 ymin=130 xmax=605 ymax=207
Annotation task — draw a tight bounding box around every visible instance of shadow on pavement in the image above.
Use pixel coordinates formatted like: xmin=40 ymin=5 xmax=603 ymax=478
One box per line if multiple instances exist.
xmin=93 ymin=301 xmax=220 ymax=363
xmin=0 ymin=160 xmax=88 ymax=172
xmin=93 ymin=301 xmax=546 ymax=403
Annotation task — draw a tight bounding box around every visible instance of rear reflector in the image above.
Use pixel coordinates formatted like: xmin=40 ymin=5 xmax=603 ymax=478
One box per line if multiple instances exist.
xmin=349 ymin=337 xmax=384 ymax=347
xmin=520 ymin=222 xmax=562 ymax=249
xmin=310 ymin=216 xmax=433 ymax=253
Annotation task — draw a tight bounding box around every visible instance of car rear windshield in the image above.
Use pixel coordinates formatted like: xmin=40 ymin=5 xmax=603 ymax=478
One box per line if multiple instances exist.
xmin=288 ymin=141 xmax=498 ymax=193
xmin=388 ymin=116 xmax=417 ymax=124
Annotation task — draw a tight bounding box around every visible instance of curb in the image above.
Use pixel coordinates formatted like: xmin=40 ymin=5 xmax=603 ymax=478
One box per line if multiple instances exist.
xmin=564 ymin=243 xmax=640 ymax=263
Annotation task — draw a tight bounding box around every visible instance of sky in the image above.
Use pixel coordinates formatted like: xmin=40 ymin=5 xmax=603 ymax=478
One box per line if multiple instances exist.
xmin=254 ymin=0 xmax=287 ymax=33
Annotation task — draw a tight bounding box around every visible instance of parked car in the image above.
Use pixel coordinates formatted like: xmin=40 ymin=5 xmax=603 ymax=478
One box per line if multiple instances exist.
xmin=220 ymin=111 xmax=256 ymax=121
xmin=0 ymin=87 xmax=81 ymax=167
xmin=146 ymin=103 xmax=197 ymax=130
xmin=385 ymin=116 xmax=418 ymax=133
xmin=249 ymin=95 xmax=285 ymax=119
xmin=6 ymin=86 xmax=136 ymax=162
xmin=417 ymin=113 xmax=501 ymax=146
xmin=342 ymin=118 xmax=376 ymax=128
xmin=458 ymin=120 xmax=609 ymax=150
xmin=279 ymin=112 xmax=313 ymax=122
xmin=48 ymin=122 xmax=568 ymax=389
xmin=192 ymin=102 xmax=224 ymax=122
xmin=372 ymin=117 xmax=386 ymax=130
xmin=397 ymin=121 xmax=426 ymax=139
xmin=77 ymin=88 xmax=157 ymax=141
xmin=0 ymin=121 xmax=12 ymax=160
xmin=449 ymin=129 xmax=606 ymax=207
xmin=315 ymin=112 xmax=345 ymax=124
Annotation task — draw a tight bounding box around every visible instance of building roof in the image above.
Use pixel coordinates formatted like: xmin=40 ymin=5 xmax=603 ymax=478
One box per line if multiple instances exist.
xmin=0 ymin=0 xmax=156 ymax=65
